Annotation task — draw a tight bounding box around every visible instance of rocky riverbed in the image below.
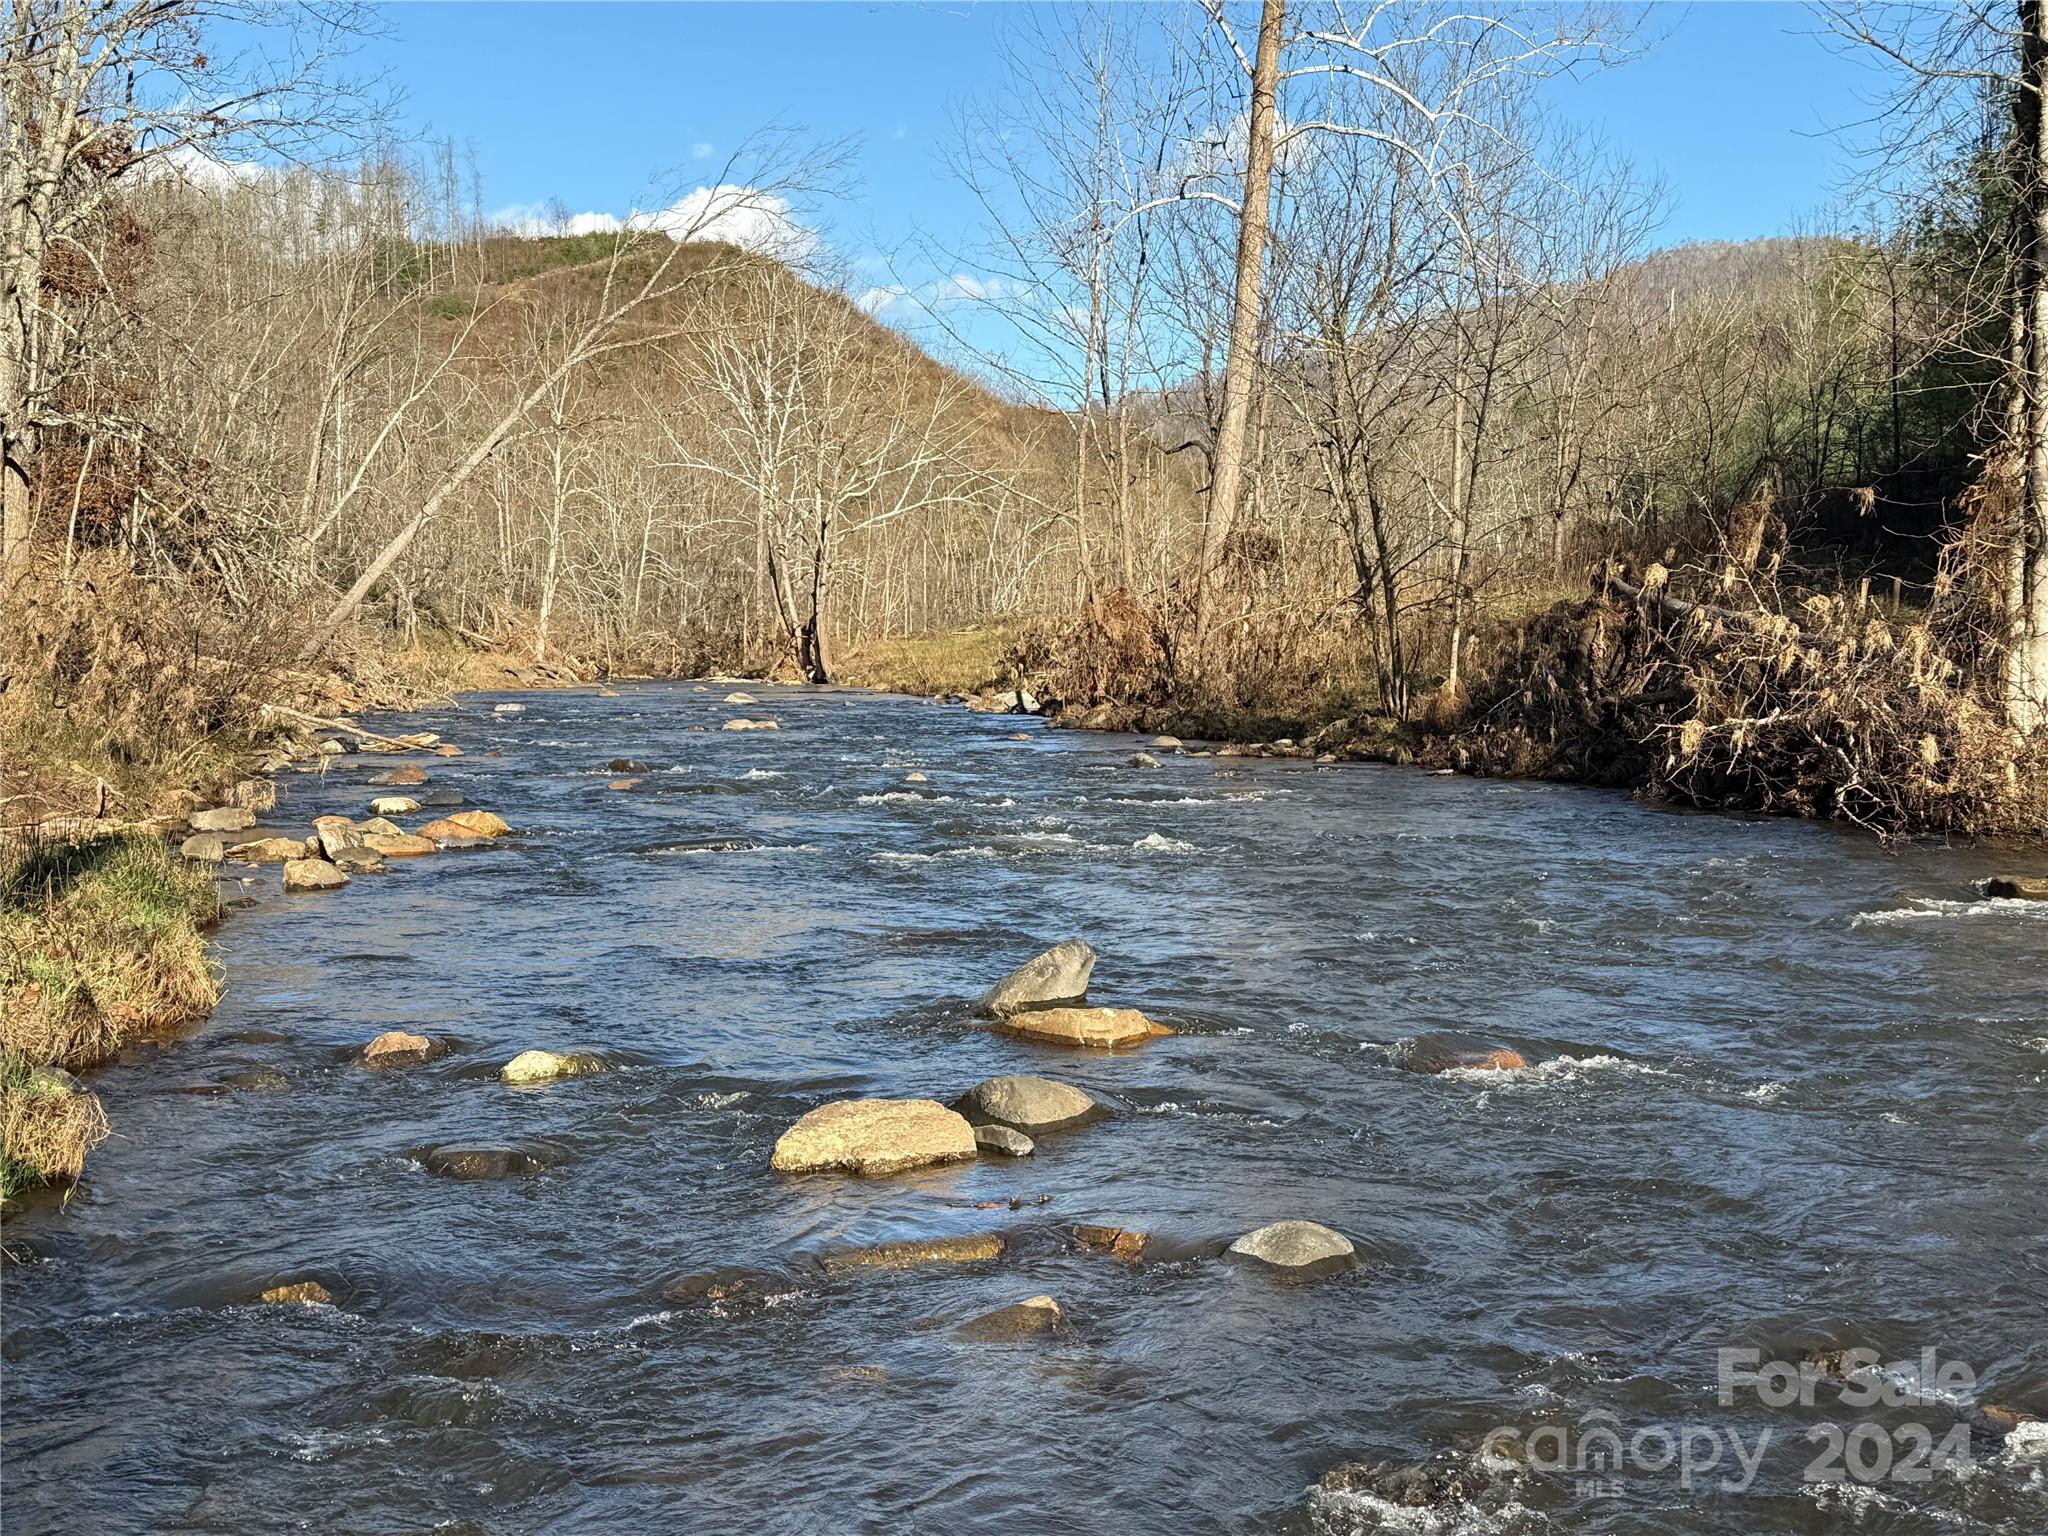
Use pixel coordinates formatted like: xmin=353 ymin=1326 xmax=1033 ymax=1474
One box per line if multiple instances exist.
xmin=4 ymin=680 xmax=2046 ymax=1534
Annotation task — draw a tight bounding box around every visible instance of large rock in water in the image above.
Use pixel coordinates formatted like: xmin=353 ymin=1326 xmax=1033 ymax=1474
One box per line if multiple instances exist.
xmin=500 ymin=1049 xmax=604 ymax=1084
xmin=974 ymin=1124 xmax=1035 ymax=1157
xmin=770 ymin=1099 xmax=977 ymax=1176
xmin=362 ymin=1030 xmax=435 ymax=1068
xmin=443 ymin=810 xmax=511 ymax=837
xmin=954 ymin=1295 xmax=1063 ymax=1341
xmin=992 ymin=1007 xmax=1170 ymax=1049
xmin=189 ymin=806 xmax=255 ymax=833
xmin=283 ymin=858 xmax=349 ymax=892
xmin=1987 ymin=874 xmax=2048 ymax=900
xmin=1226 ymin=1220 xmax=1360 ymax=1277
xmin=313 ymin=817 xmax=364 ymax=860
xmin=956 ymin=1074 xmax=1103 ymax=1134
xmin=363 ymin=832 xmax=436 ymax=857
xmin=180 ymin=832 xmax=226 ymax=863
xmin=979 ymin=940 xmax=1096 ymax=1014
xmin=420 ymin=1144 xmax=547 ymax=1179
xmin=368 ymin=764 xmax=428 ymax=787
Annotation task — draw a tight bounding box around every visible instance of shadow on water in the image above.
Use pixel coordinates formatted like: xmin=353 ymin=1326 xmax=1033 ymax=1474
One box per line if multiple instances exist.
xmin=4 ymin=682 xmax=2045 ymax=1534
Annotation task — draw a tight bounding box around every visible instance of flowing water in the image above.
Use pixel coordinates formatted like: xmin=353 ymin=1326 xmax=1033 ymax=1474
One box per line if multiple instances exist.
xmin=5 ymin=683 xmax=2046 ymax=1534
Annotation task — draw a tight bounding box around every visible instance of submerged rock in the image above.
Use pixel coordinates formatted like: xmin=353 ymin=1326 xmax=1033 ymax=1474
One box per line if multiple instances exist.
xmin=979 ymin=940 xmax=1096 ymax=1014
xmin=1074 ymin=1224 xmax=1147 ymax=1259
xmin=770 ymin=1098 xmax=977 ymax=1176
xmin=420 ymin=1144 xmax=547 ymax=1179
xmin=723 ymin=691 xmax=757 ymax=705
xmin=414 ymin=788 xmax=463 ymax=808
xmin=818 ymin=1233 xmax=1007 ymax=1275
xmin=954 ymin=1295 xmax=1062 ymax=1341
xmin=956 ymin=1074 xmax=1103 ymax=1134
xmin=368 ymin=764 xmax=428 ymax=787
xmin=189 ymin=806 xmax=256 ymax=833
xmin=329 ymin=845 xmax=385 ymax=872
xmin=974 ymin=1125 xmax=1035 ymax=1157
xmin=283 ymin=858 xmax=349 ymax=892
xmin=723 ymin=717 xmax=779 ymax=732
xmin=1315 ymin=1457 xmax=1492 ymax=1510
xmin=609 ymin=758 xmax=650 ymax=772
xmin=607 ymin=778 xmax=640 ymax=791
xmin=500 ymin=1049 xmax=605 ymax=1085
xmin=180 ymin=832 xmax=226 ymax=863
xmin=257 ymin=1280 xmax=334 ymax=1306
xmin=1987 ymin=874 xmax=2048 ymax=900
xmin=361 ymin=1030 xmax=435 ymax=1068
xmin=1129 ymin=752 xmax=1161 ymax=769
xmin=493 ymin=702 xmax=525 ymax=715
xmin=1447 ymin=1048 xmax=1528 ymax=1072
xmin=1226 ymin=1220 xmax=1359 ymax=1277
xmin=992 ymin=1007 xmax=1170 ymax=1049
xmin=1150 ymin=735 xmax=1183 ymax=750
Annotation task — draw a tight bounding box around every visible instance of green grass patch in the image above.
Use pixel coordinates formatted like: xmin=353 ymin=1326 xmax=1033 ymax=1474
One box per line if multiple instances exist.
xmin=1 ymin=833 xmax=221 ymax=1070
xmin=0 ymin=1050 xmax=108 ymax=1204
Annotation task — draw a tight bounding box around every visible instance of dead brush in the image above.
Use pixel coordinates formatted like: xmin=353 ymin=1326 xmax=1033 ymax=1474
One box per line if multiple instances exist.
xmin=1456 ymin=557 xmax=2046 ymax=838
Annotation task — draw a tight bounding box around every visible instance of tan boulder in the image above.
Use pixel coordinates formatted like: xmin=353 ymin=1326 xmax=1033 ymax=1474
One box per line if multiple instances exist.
xmin=362 ymin=1030 xmax=434 ymax=1067
xmin=770 ymin=1098 xmax=977 ymax=1176
xmin=368 ymin=795 xmax=420 ymax=816
xmin=434 ymin=745 xmax=462 ymax=758
xmin=500 ymin=1049 xmax=605 ymax=1085
xmin=369 ymin=764 xmax=429 ymax=787
xmin=1075 ymin=1224 xmax=1148 ymax=1260
xmin=981 ymin=940 xmax=1095 ymax=1013
xmin=258 ymin=1280 xmax=334 ymax=1305
xmin=818 ymin=1233 xmax=1006 ymax=1276
xmin=723 ymin=717 xmax=779 ymax=731
xmin=954 ymin=1295 xmax=1062 ymax=1341
xmin=992 ymin=1007 xmax=1171 ymax=1049
xmin=444 ymin=810 xmax=511 ymax=837
xmin=229 ymin=836 xmax=315 ymax=864
xmin=282 ymin=858 xmax=349 ymax=892
xmin=363 ymin=832 xmax=436 ymax=857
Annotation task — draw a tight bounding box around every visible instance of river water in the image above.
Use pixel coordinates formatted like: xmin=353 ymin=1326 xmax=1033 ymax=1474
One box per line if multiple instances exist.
xmin=4 ymin=682 xmax=2045 ymax=1534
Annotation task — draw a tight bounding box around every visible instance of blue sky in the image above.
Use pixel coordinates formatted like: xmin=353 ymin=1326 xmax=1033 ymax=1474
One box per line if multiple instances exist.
xmin=357 ymin=1 xmax=1893 ymax=367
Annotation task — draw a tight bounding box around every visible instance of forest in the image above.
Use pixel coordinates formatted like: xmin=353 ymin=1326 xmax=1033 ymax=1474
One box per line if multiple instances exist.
xmin=3 ymin=0 xmax=2046 ymax=837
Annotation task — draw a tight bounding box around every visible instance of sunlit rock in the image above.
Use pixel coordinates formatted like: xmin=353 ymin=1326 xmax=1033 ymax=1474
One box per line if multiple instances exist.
xmin=992 ymin=1006 xmax=1169 ymax=1049
xmin=956 ymin=1074 xmax=1103 ymax=1134
xmin=979 ymin=940 xmax=1095 ymax=1013
xmin=282 ymin=858 xmax=349 ymax=892
xmin=953 ymin=1294 xmax=1062 ymax=1340
xmin=974 ymin=1124 xmax=1035 ymax=1157
xmin=770 ymin=1098 xmax=976 ymax=1176
xmin=1226 ymin=1220 xmax=1358 ymax=1277
xmin=189 ymin=806 xmax=255 ymax=833
xmin=500 ymin=1049 xmax=605 ymax=1085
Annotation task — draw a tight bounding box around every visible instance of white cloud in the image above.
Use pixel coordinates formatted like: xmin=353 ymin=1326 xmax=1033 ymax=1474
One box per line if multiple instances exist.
xmin=857 ymin=272 xmax=1009 ymax=320
xmin=489 ymin=184 xmax=815 ymax=261
xmin=690 ymin=142 xmax=715 ymax=161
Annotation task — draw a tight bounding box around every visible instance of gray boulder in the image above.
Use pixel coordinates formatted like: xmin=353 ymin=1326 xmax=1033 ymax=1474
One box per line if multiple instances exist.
xmin=980 ymin=940 xmax=1095 ymax=1014
xmin=189 ymin=806 xmax=255 ymax=833
xmin=1226 ymin=1220 xmax=1360 ymax=1277
xmin=180 ymin=832 xmax=226 ymax=863
xmin=314 ymin=820 xmax=363 ymax=860
xmin=974 ymin=1125 xmax=1035 ymax=1157
xmin=956 ymin=1074 xmax=1103 ymax=1134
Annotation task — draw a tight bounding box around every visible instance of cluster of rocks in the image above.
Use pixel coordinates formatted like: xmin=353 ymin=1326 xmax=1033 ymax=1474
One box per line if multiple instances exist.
xmin=178 ymin=756 xmax=515 ymax=894
xmin=757 ymin=939 xmax=1359 ymax=1338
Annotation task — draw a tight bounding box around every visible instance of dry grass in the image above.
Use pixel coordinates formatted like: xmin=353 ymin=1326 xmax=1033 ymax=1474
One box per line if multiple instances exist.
xmin=840 ymin=621 xmax=1033 ymax=698
xmin=0 ymin=833 xmax=221 ymax=1070
xmin=0 ymin=1054 xmax=109 ymax=1203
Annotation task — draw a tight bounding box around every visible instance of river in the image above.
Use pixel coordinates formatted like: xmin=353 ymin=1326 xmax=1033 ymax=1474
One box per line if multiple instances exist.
xmin=4 ymin=682 xmax=2045 ymax=1534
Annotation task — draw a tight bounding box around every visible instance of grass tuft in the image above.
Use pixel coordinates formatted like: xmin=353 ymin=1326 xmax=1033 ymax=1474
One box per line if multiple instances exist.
xmin=0 ymin=1052 xmax=110 ymax=1203
xmin=1 ymin=833 xmax=221 ymax=1070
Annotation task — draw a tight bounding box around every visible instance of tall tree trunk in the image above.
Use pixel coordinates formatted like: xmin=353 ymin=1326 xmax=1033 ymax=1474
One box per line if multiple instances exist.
xmin=2013 ymin=0 xmax=2048 ymax=732
xmin=1195 ymin=0 xmax=1285 ymax=642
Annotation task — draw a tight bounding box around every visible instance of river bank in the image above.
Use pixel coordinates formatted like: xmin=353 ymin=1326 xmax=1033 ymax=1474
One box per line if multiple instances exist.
xmin=5 ymin=679 xmax=2044 ymax=1533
